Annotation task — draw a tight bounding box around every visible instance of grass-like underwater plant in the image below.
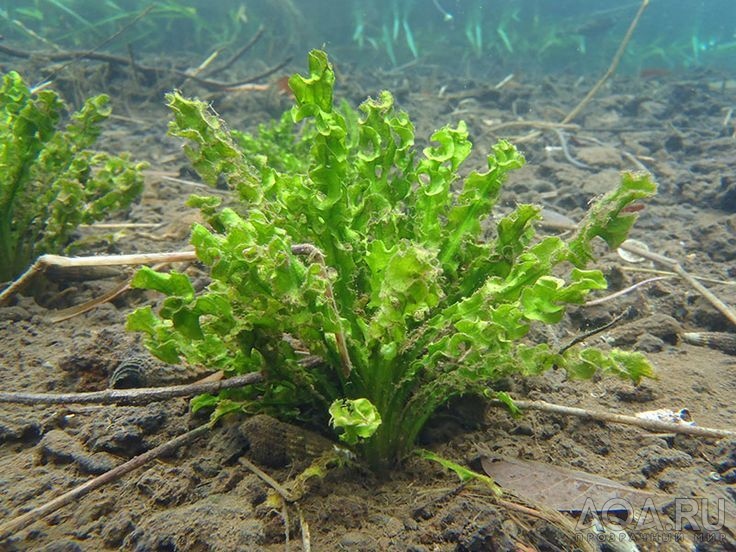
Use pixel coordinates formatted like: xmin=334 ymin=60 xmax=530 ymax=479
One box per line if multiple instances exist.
xmin=0 ymin=71 xmax=145 ymax=283
xmin=128 ymin=50 xmax=656 ymax=471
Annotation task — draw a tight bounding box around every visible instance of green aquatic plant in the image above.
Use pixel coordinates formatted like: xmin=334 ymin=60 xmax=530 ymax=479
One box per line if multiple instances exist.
xmin=0 ymin=71 xmax=144 ymax=282
xmin=128 ymin=50 xmax=656 ymax=471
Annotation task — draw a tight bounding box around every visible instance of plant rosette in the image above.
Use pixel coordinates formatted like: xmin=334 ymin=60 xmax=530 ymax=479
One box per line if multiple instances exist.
xmin=128 ymin=50 xmax=656 ymax=471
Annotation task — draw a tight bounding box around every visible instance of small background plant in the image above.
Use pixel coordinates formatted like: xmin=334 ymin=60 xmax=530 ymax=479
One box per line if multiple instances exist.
xmin=128 ymin=50 xmax=656 ymax=471
xmin=0 ymin=71 xmax=145 ymax=283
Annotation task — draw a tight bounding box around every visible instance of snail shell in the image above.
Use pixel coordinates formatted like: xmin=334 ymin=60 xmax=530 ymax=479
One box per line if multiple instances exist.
xmin=109 ymin=355 xmax=153 ymax=388
xmin=681 ymin=332 xmax=736 ymax=356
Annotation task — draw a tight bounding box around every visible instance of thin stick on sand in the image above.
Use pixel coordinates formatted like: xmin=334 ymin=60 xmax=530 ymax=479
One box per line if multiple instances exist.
xmin=490 ymin=398 xmax=734 ymax=439
xmin=0 ymin=423 xmax=210 ymax=542
xmin=513 ymin=0 xmax=650 ymax=144
xmin=0 ymin=372 xmax=264 ymax=406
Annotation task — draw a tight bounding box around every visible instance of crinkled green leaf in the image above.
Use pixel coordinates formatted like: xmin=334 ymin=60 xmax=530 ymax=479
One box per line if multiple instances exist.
xmin=187 ymin=194 xmax=222 ymax=218
xmin=417 ymin=449 xmax=499 ymax=491
xmin=441 ymin=141 xmax=525 ymax=272
xmin=131 ymin=266 xmax=195 ymax=300
xmin=210 ymin=399 xmax=246 ymax=423
xmin=416 ymin=122 xmax=472 ymax=248
xmin=520 ymin=276 xmax=569 ymax=323
xmin=190 ymin=393 xmax=219 ymax=414
xmin=329 ymin=398 xmax=382 ymax=445
xmin=566 ymin=347 xmax=656 ymax=384
xmin=289 ymin=50 xmax=335 ymax=118
xmin=125 ymin=305 xmax=162 ymax=336
xmin=491 ymin=391 xmax=520 ymax=416
xmin=521 ymin=269 xmax=606 ymax=323
xmin=569 ymin=171 xmax=657 ymax=266
xmin=166 ymin=92 xmax=261 ymax=202
xmin=125 ymin=307 xmax=181 ymax=364
xmin=366 ymin=240 xmax=444 ymax=342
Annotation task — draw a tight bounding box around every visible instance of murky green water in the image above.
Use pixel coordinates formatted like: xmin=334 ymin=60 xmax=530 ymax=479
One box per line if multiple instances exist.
xmin=2 ymin=1 xmax=734 ymax=75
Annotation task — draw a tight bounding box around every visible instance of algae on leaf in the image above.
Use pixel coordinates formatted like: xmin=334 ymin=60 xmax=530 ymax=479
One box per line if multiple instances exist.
xmin=129 ymin=50 xmax=657 ymax=470
xmin=0 ymin=71 xmax=145 ymax=282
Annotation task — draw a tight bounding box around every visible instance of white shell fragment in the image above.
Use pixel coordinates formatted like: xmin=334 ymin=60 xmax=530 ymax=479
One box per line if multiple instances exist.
xmin=617 ymin=239 xmax=650 ymax=263
xmin=635 ymin=408 xmax=694 ymax=426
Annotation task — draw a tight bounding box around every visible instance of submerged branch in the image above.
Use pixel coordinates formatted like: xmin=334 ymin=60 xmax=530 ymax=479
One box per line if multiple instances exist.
xmin=491 ymin=398 xmax=734 ymax=439
xmin=0 ymin=372 xmax=264 ymax=405
xmin=0 ymin=423 xmax=210 ymax=542
xmin=0 ymin=42 xmax=290 ymax=91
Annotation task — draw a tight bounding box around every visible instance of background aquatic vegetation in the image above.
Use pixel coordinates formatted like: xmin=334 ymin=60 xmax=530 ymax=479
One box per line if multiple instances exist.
xmin=2 ymin=1 xmax=734 ymax=74
xmin=128 ymin=50 xmax=656 ymax=470
xmin=0 ymin=71 xmax=145 ymax=283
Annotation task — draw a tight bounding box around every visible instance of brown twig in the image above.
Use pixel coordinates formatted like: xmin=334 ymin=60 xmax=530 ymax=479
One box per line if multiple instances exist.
xmin=618 ymin=242 xmax=736 ymax=328
xmin=558 ymin=307 xmax=630 ymax=354
xmin=491 ymin=398 xmax=734 ymax=439
xmin=0 ymin=372 xmax=264 ymax=406
xmin=0 ymin=423 xmax=210 ymax=542
xmin=551 ymin=127 xmax=590 ymax=169
xmin=239 ymin=456 xmax=298 ymax=502
xmin=620 ymin=265 xmax=736 ymax=286
xmin=176 ymin=48 xmax=222 ymax=89
xmin=48 ymin=258 xmax=186 ymax=322
xmin=39 ymin=3 xmax=156 ymax=86
xmin=49 ymin=277 xmax=133 ymax=322
xmin=224 ymin=56 xmax=293 ymax=88
xmin=0 ymin=251 xmax=196 ymax=305
xmin=126 ymin=43 xmax=142 ymax=87
xmin=584 ymin=276 xmax=672 ymax=306
xmin=513 ymin=0 xmax=650 ymax=144
xmin=203 ymin=26 xmax=265 ymax=78
xmin=561 ymin=0 xmax=650 ymax=125
xmin=0 ymin=43 xmax=290 ymax=91
xmin=483 ymin=120 xmax=581 ymax=133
